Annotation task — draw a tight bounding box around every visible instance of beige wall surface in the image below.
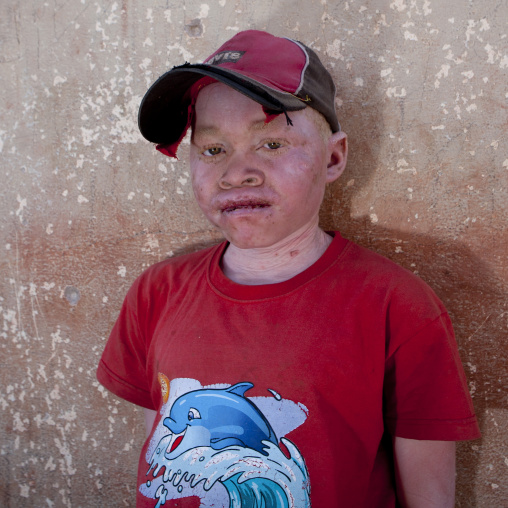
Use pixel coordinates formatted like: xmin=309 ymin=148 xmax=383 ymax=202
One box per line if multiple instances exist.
xmin=0 ymin=0 xmax=506 ymax=506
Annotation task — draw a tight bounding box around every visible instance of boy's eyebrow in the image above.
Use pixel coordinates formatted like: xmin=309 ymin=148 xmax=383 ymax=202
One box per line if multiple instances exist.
xmin=194 ymin=117 xmax=282 ymax=137
xmin=193 ymin=125 xmax=219 ymax=138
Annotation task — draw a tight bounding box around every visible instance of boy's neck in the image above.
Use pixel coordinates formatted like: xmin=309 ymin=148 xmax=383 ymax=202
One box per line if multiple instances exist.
xmin=221 ymin=226 xmax=333 ymax=285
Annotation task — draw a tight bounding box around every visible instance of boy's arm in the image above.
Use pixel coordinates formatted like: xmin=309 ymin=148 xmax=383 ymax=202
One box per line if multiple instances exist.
xmin=393 ymin=437 xmax=456 ymax=508
xmin=144 ymin=408 xmax=157 ymax=438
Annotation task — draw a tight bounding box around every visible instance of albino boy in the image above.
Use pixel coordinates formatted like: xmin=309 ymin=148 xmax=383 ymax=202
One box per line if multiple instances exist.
xmin=97 ymin=30 xmax=480 ymax=507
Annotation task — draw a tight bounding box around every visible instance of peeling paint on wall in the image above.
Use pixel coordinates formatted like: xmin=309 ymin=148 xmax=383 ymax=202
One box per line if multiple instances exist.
xmin=1 ymin=0 xmax=507 ymax=506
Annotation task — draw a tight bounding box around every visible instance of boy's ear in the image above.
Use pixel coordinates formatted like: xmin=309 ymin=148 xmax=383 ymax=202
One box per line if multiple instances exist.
xmin=325 ymin=131 xmax=348 ymax=183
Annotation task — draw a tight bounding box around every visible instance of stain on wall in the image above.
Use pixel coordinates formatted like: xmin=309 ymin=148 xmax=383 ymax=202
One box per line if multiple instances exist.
xmin=0 ymin=0 xmax=506 ymax=506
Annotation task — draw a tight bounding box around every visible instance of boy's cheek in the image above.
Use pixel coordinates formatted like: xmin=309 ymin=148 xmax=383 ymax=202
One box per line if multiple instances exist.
xmin=191 ymin=173 xmax=209 ymax=194
xmin=190 ymin=169 xmax=206 ymax=195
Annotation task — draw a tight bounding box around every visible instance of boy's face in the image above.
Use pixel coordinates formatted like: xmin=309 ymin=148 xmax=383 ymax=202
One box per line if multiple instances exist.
xmin=189 ymin=83 xmax=346 ymax=249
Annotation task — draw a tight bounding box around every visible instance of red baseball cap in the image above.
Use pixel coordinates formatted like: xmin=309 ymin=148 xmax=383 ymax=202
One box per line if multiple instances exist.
xmin=138 ymin=30 xmax=340 ymax=155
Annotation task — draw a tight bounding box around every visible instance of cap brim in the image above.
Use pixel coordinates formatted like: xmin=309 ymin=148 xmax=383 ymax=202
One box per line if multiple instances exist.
xmin=138 ymin=64 xmax=307 ymax=145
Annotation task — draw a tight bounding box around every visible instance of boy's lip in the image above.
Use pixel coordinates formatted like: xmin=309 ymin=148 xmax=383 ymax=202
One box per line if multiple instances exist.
xmin=220 ymin=199 xmax=271 ymax=214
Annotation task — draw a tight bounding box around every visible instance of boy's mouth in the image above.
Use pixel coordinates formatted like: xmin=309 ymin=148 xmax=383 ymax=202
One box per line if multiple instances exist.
xmin=221 ymin=200 xmax=270 ymax=214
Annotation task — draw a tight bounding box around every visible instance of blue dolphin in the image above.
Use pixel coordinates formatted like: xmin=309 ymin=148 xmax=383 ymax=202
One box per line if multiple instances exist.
xmin=162 ymin=382 xmax=278 ymax=458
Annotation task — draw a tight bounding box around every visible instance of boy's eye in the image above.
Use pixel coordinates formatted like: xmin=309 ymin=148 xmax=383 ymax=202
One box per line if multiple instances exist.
xmin=264 ymin=141 xmax=282 ymax=150
xmin=203 ymin=146 xmax=223 ymax=156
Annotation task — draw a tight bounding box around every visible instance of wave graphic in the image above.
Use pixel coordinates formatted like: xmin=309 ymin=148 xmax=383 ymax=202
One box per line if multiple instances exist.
xmin=140 ymin=436 xmax=310 ymax=508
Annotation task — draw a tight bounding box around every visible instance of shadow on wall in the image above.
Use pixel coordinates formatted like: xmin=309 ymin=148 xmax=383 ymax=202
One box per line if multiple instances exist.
xmin=318 ymin=59 xmax=505 ymax=507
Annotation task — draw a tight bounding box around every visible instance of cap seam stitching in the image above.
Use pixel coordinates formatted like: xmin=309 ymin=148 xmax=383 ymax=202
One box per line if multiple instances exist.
xmin=284 ymin=38 xmax=309 ymax=96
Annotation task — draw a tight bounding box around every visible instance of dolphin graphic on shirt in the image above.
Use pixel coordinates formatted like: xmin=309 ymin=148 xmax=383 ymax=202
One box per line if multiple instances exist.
xmin=142 ymin=380 xmax=310 ymax=508
xmin=161 ymin=382 xmax=278 ymax=458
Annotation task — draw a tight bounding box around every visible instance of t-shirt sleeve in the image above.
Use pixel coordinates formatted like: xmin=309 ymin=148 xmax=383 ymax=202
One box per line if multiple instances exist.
xmin=383 ymin=303 xmax=480 ymax=441
xmin=96 ymin=276 xmax=155 ymax=410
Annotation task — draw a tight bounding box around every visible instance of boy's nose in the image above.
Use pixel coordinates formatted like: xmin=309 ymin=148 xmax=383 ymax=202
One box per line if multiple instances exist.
xmin=219 ymin=156 xmax=264 ymax=189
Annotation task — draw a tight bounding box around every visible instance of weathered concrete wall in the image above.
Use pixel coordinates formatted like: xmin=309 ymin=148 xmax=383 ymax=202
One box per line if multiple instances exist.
xmin=0 ymin=0 xmax=506 ymax=506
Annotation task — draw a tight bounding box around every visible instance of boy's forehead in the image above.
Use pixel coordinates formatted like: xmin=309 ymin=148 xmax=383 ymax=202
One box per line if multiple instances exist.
xmin=192 ymin=109 xmax=308 ymax=143
xmin=194 ymin=118 xmax=276 ymax=136
xmin=193 ymin=83 xmax=293 ymax=133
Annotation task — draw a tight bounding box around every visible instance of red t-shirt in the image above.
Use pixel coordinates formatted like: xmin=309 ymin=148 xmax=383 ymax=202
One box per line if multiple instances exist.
xmin=97 ymin=232 xmax=480 ymax=507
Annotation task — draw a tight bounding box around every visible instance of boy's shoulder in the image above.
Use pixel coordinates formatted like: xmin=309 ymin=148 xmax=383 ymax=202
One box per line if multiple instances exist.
xmin=342 ymin=238 xmax=447 ymax=313
xmin=341 ymin=236 xmax=423 ymax=281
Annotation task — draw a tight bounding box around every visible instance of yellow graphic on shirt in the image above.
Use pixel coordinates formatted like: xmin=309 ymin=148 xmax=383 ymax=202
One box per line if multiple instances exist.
xmin=157 ymin=373 xmax=170 ymax=404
